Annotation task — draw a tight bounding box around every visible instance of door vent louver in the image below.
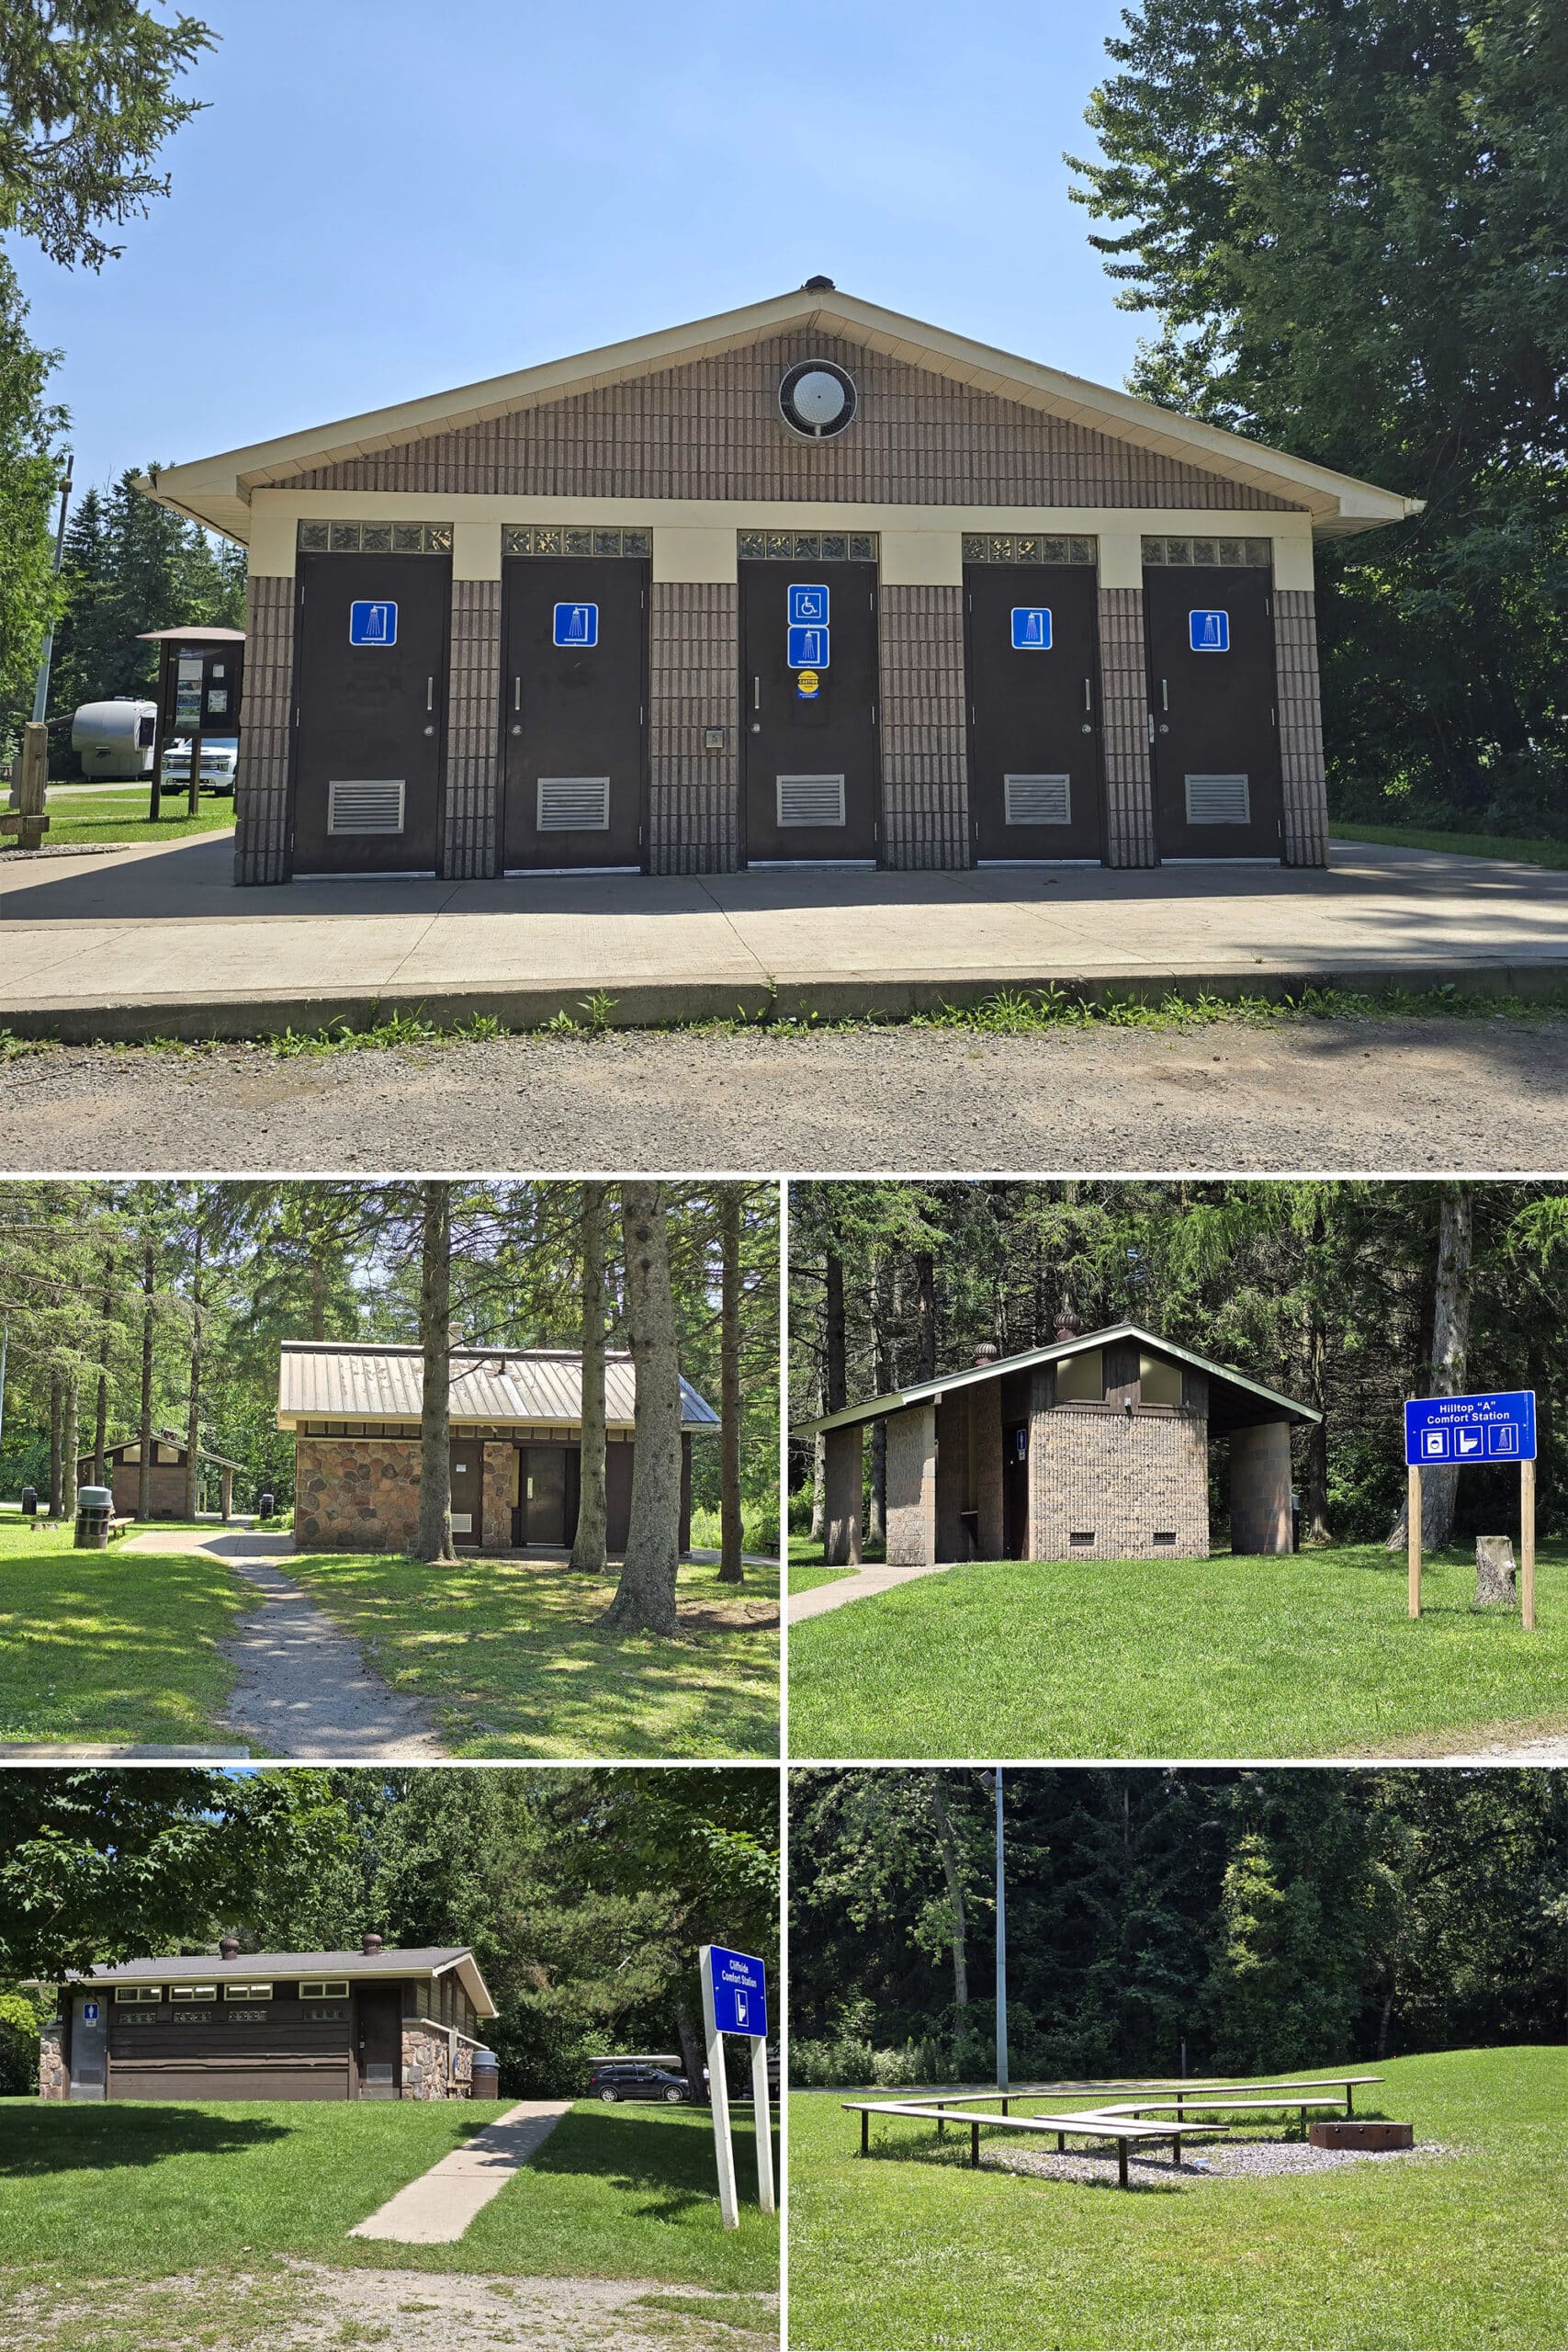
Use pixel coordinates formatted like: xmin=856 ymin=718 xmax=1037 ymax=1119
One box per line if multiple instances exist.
xmin=449 ymin=1512 xmax=473 ymax=1535
xmin=327 ymin=778 xmax=405 ymax=835
xmin=1184 ymin=773 xmax=1251 ymax=825
xmin=537 ymin=776 xmax=611 ymax=831
xmin=776 ymin=774 xmax=846 ymax=827
xmin=1004 ymin=773 xmax=1072 ymax=826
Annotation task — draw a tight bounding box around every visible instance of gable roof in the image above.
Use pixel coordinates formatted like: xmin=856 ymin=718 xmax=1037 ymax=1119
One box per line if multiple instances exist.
xmin=79 ymin=1425 xmax=243 ymax=1472
xmin=141 ymin=284 xmax=1417 ymax=545
xmin=67 ymin=1944 xmax=498 ymax=2017
xmin=796 ymin=1321 xmax=1319 ymax=1438
xmin=277 ymin=1341 xmax=719 ymax=1431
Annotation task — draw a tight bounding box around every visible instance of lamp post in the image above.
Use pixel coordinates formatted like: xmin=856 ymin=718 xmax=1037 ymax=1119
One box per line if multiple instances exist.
xmin=995 ymin=1766 xmax=1008 ymax=2098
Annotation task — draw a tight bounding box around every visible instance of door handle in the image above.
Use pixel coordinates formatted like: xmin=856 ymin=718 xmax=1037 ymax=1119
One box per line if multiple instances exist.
xmin=1083 ymin=678 xmax=1092 ymax=711
xmin=752 ymin=675 xmax=761 ymax=712
xmin=426 ymin=676 xmax=435 ymax=712
xmin=513 ymin=675 xmax=521 ymax=712
xmin=1160 ymin=678 xmax=1168 ymax=711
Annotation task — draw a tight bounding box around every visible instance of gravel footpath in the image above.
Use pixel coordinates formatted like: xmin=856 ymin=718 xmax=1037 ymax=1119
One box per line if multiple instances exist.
xmin=2 ymin=1015 xmax=1566 ymax=1171
xmin=217 ymin=1549 xmax=447 ymax=1759
xmin=987 ymin=2137 xmax=1450 ymax=2188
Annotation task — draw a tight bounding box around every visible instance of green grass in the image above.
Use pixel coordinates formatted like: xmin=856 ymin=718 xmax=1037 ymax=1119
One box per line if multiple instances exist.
xmin=787 ymin=1543 xmax=1568 ymax=1759
xmin=0 ymin=1539 xmax=246 ymax=1744
xmin=1332 ymin=820 xmax=1568 ymax=870
xmin=789 ymin=2046 xmax=1568 ymax=2350
xmin=787 ymin=1536 xmax=874 ymax=1598
xmin=285 ymin=1548 xmax=780 ymax=1758
xmin=0 ymin=2097 xmax=777 ymax=2293
xmin=37 ymin=788 xmax=234 ymax=846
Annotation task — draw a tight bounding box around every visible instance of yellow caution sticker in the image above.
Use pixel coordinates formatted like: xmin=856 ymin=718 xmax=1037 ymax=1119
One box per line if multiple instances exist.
xmin=795 ymin=669 xmax=820 ymax=698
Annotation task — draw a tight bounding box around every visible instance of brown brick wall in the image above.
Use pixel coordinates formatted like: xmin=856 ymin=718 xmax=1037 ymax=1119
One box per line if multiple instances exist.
xmin=1275 ymin=589 xmax=1329 ymax=866
xmin=885 ymin=1402 xmax=937 ymax=1566
xmin=1028 ymin=1407 xmax=1209 ymax=1561
xmin=39 ymin=2019 xmax=65 ymax=2100
xmin=280 ymin=333 xmax=1298 ymax=511
xmin=1098 ymin=587 xmax=1158 ymax=867
xmin=649 ymin=582 xmax=739 ymax=872
xmin=443 ymin=580 xmax=502 ymax=877
xmin=295 ymin=1436 xmax=422 ymax=1552
xmin=235 ymin=573 xmax=294 ymax=884
xmin=879 ymin=584 xmax=969 ymax=868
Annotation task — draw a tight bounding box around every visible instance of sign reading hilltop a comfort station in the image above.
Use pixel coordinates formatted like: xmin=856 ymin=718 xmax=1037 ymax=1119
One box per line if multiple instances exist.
xmin=1404 ymin=1390 xmax=1537 ymax=1464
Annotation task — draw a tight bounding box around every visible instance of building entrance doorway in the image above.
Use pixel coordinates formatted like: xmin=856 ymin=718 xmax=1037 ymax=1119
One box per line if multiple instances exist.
xmin=739 ymin=560 xmax=879 ymax=864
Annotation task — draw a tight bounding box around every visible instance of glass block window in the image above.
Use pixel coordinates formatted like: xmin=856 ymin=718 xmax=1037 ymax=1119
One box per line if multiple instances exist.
xmin=1142 ymin=535 xmax=1271 ymax=568
xmin=502 ymin=525 xmax=651 ymax=558
xmin=737 ymin=530 xmax=878 ymax=561
xmin=297 ymin=520 xmax=451 ymax=553
xmin=962 ymin=534 xmax=1097 ymax=564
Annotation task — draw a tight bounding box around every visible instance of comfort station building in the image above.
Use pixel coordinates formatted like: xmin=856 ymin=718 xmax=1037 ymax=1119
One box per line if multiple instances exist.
xmin=798 ymin=1318 xmax=1320 ymax=1566
xmin=143 ymin=283 xmax=1416 ymax=887
xmin=278 ymin=1340 xmax=716 ymax=1553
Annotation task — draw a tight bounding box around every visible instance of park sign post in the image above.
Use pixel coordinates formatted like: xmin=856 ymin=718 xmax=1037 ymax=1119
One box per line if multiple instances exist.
xmin=1404 ymin=1390 xmax=1538 ymax=1630
xmin=699 ymin=1944 xmax=774 ymax=2231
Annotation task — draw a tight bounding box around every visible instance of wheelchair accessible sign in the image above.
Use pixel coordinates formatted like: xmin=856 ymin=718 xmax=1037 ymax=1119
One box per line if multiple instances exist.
xmin=787 ymin=583 xmax=829 ymax=671
xmin=1404 ymin=1389 xmax=1536 ymax=1465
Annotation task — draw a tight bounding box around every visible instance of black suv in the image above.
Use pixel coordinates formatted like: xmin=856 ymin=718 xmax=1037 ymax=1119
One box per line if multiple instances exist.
xmin=589 ymin=2059 xmax=690 ymax=2104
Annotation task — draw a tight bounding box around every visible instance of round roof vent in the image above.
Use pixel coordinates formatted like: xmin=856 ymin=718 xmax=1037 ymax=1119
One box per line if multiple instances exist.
xmin=779 ymin=356 xmax=857 ymax=441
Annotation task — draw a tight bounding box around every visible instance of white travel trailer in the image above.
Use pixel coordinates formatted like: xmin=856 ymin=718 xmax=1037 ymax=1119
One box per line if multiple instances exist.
xmin=71 ymin=699 xmax=159 ymax=780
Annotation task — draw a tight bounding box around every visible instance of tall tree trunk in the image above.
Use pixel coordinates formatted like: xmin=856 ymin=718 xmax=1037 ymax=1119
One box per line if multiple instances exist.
xmin=417 ymin=1182 xmax=457 ymax=1565
xmin=718 ymin=1184 xmax=744 ymax=1583
xmin=61 ymin=1374 xmax=79 ymax=1521
xmin=869 ymin=1256 xmax=892 ymax=1549
xmin=1386 ymin=1186 xmax=1473 ymax=1552
xmin=137 ymin=1239 xmax=154 ymax=1521
xmin=601 ymin=1182 xmax=682 ymax=1634
xmin=48 ymin=1369 xmax=62 ymax=1518
xmin=570 ymin=1182 xmax=609 ymax=1574
xmin=184 ymin=1221 xmax=204 ymax=1520
xmin=309 ymin=1206 xmax=328 ymax=1342
xmin=926 ymin=1775 xmax=969 ymax=2012
xmin=824 ymin=1248 xmax=847 ymax=1412
xmin=915 ymin=1251 xmax=937 ymax=1381
xmin=93 ymin=1250 xmax=114 ymax=1485
xmin=808 ymin=1370 xmax=826 ymax=1544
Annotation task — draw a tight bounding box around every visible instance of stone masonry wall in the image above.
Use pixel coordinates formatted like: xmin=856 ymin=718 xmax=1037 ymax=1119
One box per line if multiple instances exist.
xmin=885 ymin=1403 xmax=937 ymax=1566
xmin=1029 ymin=1408 xmax=1209 ymax=1562
xmin=482 ymin=1444 xmax=513 ymax=1552
xmin=401 ymin=2020 xmax=463 ymax=2098
xmin=38 ymin=2018 xmax=65 ymax=2100
xmin=295 ymin=1437 xmax=422 ymax=1552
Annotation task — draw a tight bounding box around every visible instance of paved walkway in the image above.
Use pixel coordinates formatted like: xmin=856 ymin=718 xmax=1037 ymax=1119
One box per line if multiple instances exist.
xmin=348 ymin=2101 xmax=573 ymax=2243
xmin=5 ymin=832 xmax=1567 ymax=1037
xmin=121 ymin=1528 xmax=447 ymax=1759
xmin=788 ymin=1558 xmax=956 ymax=1623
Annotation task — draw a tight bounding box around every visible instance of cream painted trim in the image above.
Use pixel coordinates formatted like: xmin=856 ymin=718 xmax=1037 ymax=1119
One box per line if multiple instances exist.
xmin=244 ymin=492 xmax=1317 ymax=583
xmin=136 ymin=285 xmax=1419 ymax=546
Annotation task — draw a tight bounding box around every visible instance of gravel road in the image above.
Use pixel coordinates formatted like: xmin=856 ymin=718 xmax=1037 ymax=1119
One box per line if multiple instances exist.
xmin=3 ymin=1013 xmax=1565 ymax=1171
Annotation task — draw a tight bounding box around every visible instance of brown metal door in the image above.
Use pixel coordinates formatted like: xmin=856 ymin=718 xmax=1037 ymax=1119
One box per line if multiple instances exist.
xmin=740 ymin=562 xmax=879 ymax=863
xmin=965 ymin=566 xmax=1103 ymax=861
xmin=355 ymin=1986 xmax=401 ymax=2099
xmin=448 ymin=1443 xmax=482 ymax=1548
xmin=523 ymin=1445 xmax=568 ymax=1546
xmin=1002 ymin=1421 xmax=1030 ymax=1559
xmin=290 ymin=551 xmax=449 ymax=875
xmin=1144 ymin=565 xmax=1282 ymax=858
xmin=502 ymin=557 xmax=648 ymax=870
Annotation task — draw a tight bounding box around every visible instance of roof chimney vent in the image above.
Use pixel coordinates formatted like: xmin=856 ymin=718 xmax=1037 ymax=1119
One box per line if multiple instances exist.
xmin=219 ymin=1933 xmax=240 ymax=1961
xmin=1055 ymin=1311 xmax=1084 ymax=1343
xmin=972 ymin=1340 xmax=1000 ymax=1368
xmin=361 ymin=1930 xmax=384 ymax=1955
xmin=802 ymin=274 xmax=835 ymax=291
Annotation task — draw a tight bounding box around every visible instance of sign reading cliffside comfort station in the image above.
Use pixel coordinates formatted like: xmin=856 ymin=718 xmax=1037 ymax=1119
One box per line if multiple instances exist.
xmin=699 ymin=1944 xmax=774 ymax=2232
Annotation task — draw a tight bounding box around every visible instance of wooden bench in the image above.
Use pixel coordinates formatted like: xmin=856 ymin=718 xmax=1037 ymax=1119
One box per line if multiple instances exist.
xmin=842 ymin=2098 xmax=1232 ymax=2188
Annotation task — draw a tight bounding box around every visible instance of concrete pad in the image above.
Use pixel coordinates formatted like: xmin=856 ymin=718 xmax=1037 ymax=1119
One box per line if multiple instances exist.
xmin=788 ymin=1559 xmax=958 ymax=1623
xmin=4 ymin=833 xmax=1568 ymax=1038
xmin=348 ymin=2100 xmax=573 ymax=2243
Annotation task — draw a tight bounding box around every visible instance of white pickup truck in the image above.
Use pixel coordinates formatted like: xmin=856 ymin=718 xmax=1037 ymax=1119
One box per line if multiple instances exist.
xmin=159 ymin=737 xmax=239 ymax=796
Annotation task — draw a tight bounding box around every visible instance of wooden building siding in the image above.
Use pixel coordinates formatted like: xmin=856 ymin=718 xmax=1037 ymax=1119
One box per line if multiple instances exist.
xmin=1275 ymin=588 xmax=1330 ymax=866
xmin=235 ymin=572 xmax=294 ymax=884
xmin=649 ymin=581 xmax=739 ymax=873
xmin=879 ymin=584 xmax=969 ymax=869
xmin=442 ymin=579 xmax=502 ymax=877
xmin=1097 ymin=586 xmax=1159 ymax=867
xmin=276 ymin=334 xmax=1302 ymax=512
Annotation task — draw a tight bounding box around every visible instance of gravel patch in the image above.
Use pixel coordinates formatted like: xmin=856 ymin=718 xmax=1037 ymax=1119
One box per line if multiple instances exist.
xmin=3 ymin=1016 xmax=1567 ymax=1172
xmin=0 ymin=842 xmax=139 ymax=861
xmin=217 ymin=1549 xmax=448 ymax=1759
xmin=987 ymin=2136 xmax=1451 ymax=2188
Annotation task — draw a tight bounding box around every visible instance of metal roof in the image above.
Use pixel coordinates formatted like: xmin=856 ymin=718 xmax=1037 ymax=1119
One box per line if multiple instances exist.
xmin=71 ymin=1945 xmax=498 ymax=2018
xmin=796 ymin=1321 xmax=1320 ymax=1437
xmin=80 ymin=1425 xmax=244 ymax=1472
xmin=277 ymin=1342 xmax=718 ymax=1432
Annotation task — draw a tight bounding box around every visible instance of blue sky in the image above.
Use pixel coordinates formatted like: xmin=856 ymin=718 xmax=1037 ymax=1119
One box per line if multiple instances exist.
xmin=13 ymin=0 xmax=1146 ymax=514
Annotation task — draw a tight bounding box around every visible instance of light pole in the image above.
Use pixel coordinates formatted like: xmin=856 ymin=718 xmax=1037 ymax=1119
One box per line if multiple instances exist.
xmin=30 ymin=456 xmax=74 ymax=726
xmin=995 ymin=1766 xmax=1008 ymax=2097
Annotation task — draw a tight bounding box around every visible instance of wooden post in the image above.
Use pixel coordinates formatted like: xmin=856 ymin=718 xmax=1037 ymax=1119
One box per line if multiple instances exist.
xmin=1407 ymin=1464 xmax=1423 ymax=1619
xmin=1347 ymin=2082 xmax=1354 ymax=2116
xmin=148 ymin=643 xmax=167 ymax=823
xmin=970 ymin=2119 xmax=979 ymax=2169
xmin=2 ymin=722 xmax=51 ymax=850
xmin=860 ymin=2109 xmax=868 ymax=2157
xmin=698 ymin=1951 xmax=738 ymax=2231
xmin=1057 ymin=2130 xmax=1066 ymax=2153
xmin=1521 ymin=1458 xmax=1537 ymax=1632
xmin=1117 ymin=2137 xmax=1129 ymax=2189
xmin=750 ymin=2034 xmax=774 ymax=2217
xmin=1172 ymin=2131 xmax=1182 ymax=2167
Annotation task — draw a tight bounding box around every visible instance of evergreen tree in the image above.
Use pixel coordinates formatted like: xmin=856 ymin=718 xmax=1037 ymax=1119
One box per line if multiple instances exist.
xmin=0 ymin=255 xmax=68 ymax=741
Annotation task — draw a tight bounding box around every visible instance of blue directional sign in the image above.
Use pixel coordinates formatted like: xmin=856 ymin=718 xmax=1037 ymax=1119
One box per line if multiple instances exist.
xmin=705 ymin=1946 xmax=768 ymax=2039
xmin=1404 ymin=1389 xmax=1537 ymax=1466
xmin=788 ymin=582 xmax=829 ymax=627
xmin=787 ymin=623 xmax=829 ymax=671
xmin=348 ymin=599 xmax=397 ymax=648
xmin=82 ymin=2000 xmax=100 ymax=2024
xmin=554 ymin=602 xmax=599 ymax=648
xmin=1190 ymin=608 xmax=1230 ymax=652
xmin=1011 ymin=606 xmax=1052 ymax=650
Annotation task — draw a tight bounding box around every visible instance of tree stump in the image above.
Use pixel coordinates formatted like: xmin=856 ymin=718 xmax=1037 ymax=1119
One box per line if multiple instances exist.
xmin=1474 ymin=1534 xmax=1517 ymax=1607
